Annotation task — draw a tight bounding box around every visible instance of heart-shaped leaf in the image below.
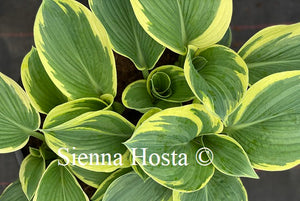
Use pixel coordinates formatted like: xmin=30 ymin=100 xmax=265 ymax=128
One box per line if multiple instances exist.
xmin=239 ymin=23 xmax=300 ymax=84
xmin=43 ymin=110 xmax=134 ymax=172
xmin=130 ymin=0 xmax=232 ymax=54
xmin=34 ymin=0 xmax=116 ymax=99
xmin=125 ymin=104 xmax=223 ymax=192
xmin=21 ymin=47 xmax=68 ymax=114
xmin=89 ymin=0 xmax=164 ymax=70
xmin=184 ymin=45 xmax=248 ymax=119
xmin=103 ymin=172 xmax=172 ymax=201
xmin=19 ymin=148 xmax=45 ymax=200
xmin=225 ymin=71 xmax=300 ymax=171
xmin=0 ymin=73 xmax=40 ymax=153
xmin=43 ymin=97 xmax=110 ymax=129
xmin=173 ymin=171 xmax=247 ymax=201
xmin=34 ymin=160 xmax=89 ymax=201
xmin=202 ymin=134 xmax=258 ymax=178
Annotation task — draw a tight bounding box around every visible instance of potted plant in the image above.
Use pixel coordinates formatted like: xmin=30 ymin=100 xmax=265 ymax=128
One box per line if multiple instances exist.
xmin=0 ymin=0 xmax=299 ymax=200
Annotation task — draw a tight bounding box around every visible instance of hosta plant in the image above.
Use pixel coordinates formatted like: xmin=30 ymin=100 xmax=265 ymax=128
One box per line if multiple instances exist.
xmin=1 ymin=0 xmax=300 ymax=200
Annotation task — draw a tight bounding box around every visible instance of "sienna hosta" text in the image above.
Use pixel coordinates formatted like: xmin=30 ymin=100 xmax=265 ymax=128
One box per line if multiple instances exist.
xmin=57 ymin=147 xmax=188 ymax=167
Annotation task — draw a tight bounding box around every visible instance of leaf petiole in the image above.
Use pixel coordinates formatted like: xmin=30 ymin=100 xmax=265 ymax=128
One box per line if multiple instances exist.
xmin=28 ymin=130 xmax=45 ymax=142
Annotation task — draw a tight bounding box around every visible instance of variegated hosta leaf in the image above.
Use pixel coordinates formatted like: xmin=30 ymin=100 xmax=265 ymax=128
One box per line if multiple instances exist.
xmin=136 ymin=108 xmax=162 ymax=128
xmin=21 ymin=47 xmax=68 ymax=114
xmin=239 ymin=23 xmax=300 ymax=84
xmin=173 ymin=171 xmax=247 ymax=201
xmin=134 ymin=108 xmax=162 ymax=181
xmin=19 ymin=148 xmax=45 ymax=200
xmin=130 ymin=0 xmax=232 ymax=55
xmin=102 ymin=172 xmax=172 ymax=201
xmin=34 ymin=0 xmax=116 ymax=99
xmin=184 ymin=45 xmax=248 ymax=120
xmin=225 ymin=71 xmax=300 ymax=171
xmin=202 ymin=134 xmax=258 ymax=178
xmin=0 ymin=73 xmax=40 ymax=153
xmin=68 ymin=165 xmax=111 ymax=188
xmin=122 ymin=80 xmax=181 ymax=113
xmin=125 ymin=104 xmax=223 ymax=192
xmin=91 ymin=168 xmax=133 ymax=201
xmin=217 ymin=28 xmax=232 ymax=47
xmin=34 ymin=160 xmax=89 ymax=201
xmin=43 ymin=97 xmax=110 ymax=129
xmin=147 ymin=66 xmax=195 ymax=102
xmin=0 ymin=180 xmax=28 ymax=201
xmin=43 ymin=110 xmax=135 ymax=172
xmin=89 ymin=0 xmax=164 ymax=70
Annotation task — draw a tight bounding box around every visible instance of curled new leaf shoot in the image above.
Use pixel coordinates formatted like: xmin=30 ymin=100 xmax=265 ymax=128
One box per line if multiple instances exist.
xmin=150 ymin=72 xmax=172 ymax=99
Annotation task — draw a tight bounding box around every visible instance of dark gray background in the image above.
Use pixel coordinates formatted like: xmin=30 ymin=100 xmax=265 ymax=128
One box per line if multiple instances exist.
xmin=0 ymin=0 xmax=300 ymax=200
